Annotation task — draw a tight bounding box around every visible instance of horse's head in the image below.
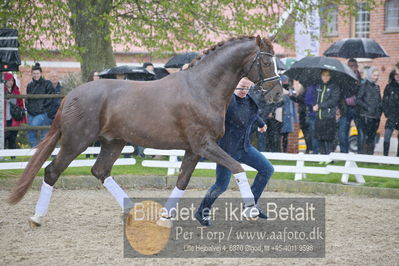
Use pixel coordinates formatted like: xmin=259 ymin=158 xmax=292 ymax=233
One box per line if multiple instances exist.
xmin=243 ymin=35 xmax=283 ymax=104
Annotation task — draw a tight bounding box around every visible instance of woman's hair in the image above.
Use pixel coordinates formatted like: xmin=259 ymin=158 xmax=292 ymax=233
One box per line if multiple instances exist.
xmin=320 ymin=69 xmax=331 ymax=75
xmin=388 ymin=69 xmax=397 ymax=83
xmin=365 ymin=66 xmax=378 ymax=82
xmin=143 ymin=62 xmax=153 ymax=69
xmin=32 ymin=62 xmax=42 ymax=72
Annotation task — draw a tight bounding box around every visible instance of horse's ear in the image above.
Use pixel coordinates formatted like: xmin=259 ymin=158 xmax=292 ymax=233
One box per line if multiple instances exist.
xmin=256 ymin=35 xmax=262 ymax=48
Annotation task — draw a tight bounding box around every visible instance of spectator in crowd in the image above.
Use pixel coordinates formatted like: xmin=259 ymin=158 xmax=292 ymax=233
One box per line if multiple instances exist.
xmin=143 ymin=62 xmax=156 ymax=80
xmin=382 ymin=68 xmax=399 ymax=156
xmin=280 ymin=76 xmax=298 ymax=153
xmin=3 ymin=73 xmax=26 ymax=151
xmin=304 ymin=84 xmax=319 ymax=154
xmin=88 ymin=71 xmax=100 ymax=82
xmin=181 ymin=63 xmax=190 ymax=71
xmin=116 ymin=74 xmax=125 ymax=80
xmin=25 ymin=63 xmax=54 ymax=148
xmin=356 ymin=67 xmax=382 ymax=155
xmin=250 ymin=89 xmax=281 ymax=152
xmin=47 ymin=72 xmax=62 ymax=122
xmin=339 ymin=58 xmax=362 ymax=153
xmin=195 ymin=77 xmax=272 ymax=226
xmin=313 ymin=70 xmax=340 ymax=155
xmin=290 ymin=83 xmax=312 ymax=153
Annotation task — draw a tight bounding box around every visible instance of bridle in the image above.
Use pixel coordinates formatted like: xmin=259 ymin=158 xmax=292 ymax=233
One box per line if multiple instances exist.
xmin=241 ymin=50 xmax=281 ymax=95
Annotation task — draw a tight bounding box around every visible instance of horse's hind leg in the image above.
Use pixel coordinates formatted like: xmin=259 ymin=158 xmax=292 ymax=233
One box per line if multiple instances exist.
xmin=90 ymin=138 xmax=131 ymax=210
xmin=30 ymin=138 xmax=95 ymax=226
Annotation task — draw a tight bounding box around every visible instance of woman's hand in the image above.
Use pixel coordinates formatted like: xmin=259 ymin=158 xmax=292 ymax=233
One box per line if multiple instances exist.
xmin=258 ymin=125 xmax=267 ymax=133
xmin=313 ymin=104 xmax=319 ymax=112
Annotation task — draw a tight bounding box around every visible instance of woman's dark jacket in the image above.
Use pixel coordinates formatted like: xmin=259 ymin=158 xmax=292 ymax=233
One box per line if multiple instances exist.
xmin=219 ymin=94 xmax=265 ymax=155
xmin=47 ymin=82 xmax=62 ymax=120
xmin=356 ymin=80 xmax=382 ymax=119
xmin=313 ymin=82 xmax=340 ymax=120
xmin=382 ymin=80 xmax=399 ymax=122
xmin=25 ymin=77 xmax=54 ymax=116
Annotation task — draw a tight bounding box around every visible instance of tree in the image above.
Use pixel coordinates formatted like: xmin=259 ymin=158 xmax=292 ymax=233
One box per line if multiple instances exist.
xmin=0 ymin=0 xmax=377 ymax=81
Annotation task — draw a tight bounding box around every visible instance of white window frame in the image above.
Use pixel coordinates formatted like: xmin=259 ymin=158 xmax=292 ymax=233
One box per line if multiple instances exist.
xmin=385 ymin=0 xmax=399 ymax=32
xmin=324 ymin=5 xmax=339 ymax=36
xmin=355 ymin=3 xmax=370 ymax=38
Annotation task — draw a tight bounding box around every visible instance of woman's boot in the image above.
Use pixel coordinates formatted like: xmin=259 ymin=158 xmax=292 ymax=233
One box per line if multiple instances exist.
xmin=383 ymin=142 xmax=390 ymax=156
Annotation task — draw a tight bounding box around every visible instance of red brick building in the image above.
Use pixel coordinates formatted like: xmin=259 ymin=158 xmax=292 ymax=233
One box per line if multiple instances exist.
xmin=319 ymin=1 xmax=399 ymax=87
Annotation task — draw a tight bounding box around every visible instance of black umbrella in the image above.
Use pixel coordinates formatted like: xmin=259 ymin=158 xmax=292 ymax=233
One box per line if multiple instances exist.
xmin=154 ymin=67 xmax=169 ymax=79
xmin=99 ymin=65 xmax=155 ymax=80
xmin=164 ymin=52 xmax=198 ymax=69
xmin=0 ymin=28 xmax=20 ymax=71
xmin=276 ymin=57 xmax=287 ymax=70
xmin=284 ymin=56 xmax=358 ymax=87
xmin=323 ymin=38 xmax=389 ymax=59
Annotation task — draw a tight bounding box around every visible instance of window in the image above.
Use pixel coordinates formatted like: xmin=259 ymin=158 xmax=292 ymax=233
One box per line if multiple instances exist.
xmin=323 ymin=5 xmax=338 ymax=36
xmin=355 ymin=3 xmax=370 ymax=38
xmin=385 ymin=0 xmax=399 ymax=31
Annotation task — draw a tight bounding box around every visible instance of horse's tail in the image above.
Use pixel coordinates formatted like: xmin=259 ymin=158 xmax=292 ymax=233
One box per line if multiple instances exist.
xmin=8 ymin=100 xmax=65 ymax=205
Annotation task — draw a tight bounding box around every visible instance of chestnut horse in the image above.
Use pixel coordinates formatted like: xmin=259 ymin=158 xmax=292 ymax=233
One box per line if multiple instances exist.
xmin=8 ymin=35 xmax=282 ymax=225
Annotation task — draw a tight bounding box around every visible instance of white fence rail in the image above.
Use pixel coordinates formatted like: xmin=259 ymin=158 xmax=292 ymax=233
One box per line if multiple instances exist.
xmin=142 ymin=149 xmax=399 ymax=185
xmin=0 ymin=146 xmax=136 ymax=170
xmin=1 ymin=147 xmax=398 ymax=185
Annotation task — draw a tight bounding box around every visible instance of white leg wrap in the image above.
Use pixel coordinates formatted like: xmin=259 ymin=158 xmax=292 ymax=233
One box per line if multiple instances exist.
xmin=34 ymin=181 xmax=54 ymax=217
xmin=164 ymin=186 xmax=185 ymax=217
xmin=234 ymin=172 xmax=255 ymax=207
xmin=103 ymin=176 xmax=133 ymax=210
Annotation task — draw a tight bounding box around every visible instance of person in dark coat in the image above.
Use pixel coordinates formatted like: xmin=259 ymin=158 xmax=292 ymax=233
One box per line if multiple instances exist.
xmin=47 ymin=72 xmax=62 ymax=121
xmin=3 ymin=73 xmax=26 ymax=151
xmin=305 ymin=84 xmax=319 ymax=154
xmin=338 ymin=58 xmax=361 ymax=153
xmin=356 ymin=67 xmax=382 ymax=155
xmin=290 ymin=85 xmax=312 ymax=153
xmin=143 ymin=62 xmax=156 ymax=80
xmin=251 ymin=88 xmax=283 ymax=152
xmin=313 ymin=70 xmax=340 ymax=155
xmin=382 ymin=68 xmax=399 ymax=156
xmin=280 ymin=76 xmax=298 ymax=153
xmin=25 ymin=63 xmax=54 ymax=148
xmin=252 ymin=75 xmax=290 ymax=153
xmin=195 ymin=78 xmax=274 ymax=226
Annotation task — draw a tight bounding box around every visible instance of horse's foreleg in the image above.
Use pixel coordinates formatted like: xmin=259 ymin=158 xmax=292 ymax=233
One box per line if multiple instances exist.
xmin=157 ymin=151 xmax=199 ymax=227
xmin=164 ymin=151 xmax=200 ymax=215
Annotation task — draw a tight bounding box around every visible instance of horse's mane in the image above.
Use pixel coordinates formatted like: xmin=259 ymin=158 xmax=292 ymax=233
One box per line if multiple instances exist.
xmin=186 ymin=35 xmax=274 ymax=69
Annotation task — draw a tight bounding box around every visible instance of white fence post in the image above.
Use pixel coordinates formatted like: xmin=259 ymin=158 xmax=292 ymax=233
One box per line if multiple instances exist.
xmin=167 ymin=155 xmax=178 ymax=176
xmin=294 ymin=152 xmax=306 ymax=181
xmin=341 ymin=157 xmax=365 ymax=185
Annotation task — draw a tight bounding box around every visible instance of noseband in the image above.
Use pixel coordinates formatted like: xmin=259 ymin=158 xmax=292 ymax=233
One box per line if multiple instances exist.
xmin=242 ymin=50 xmax=281 ymax=95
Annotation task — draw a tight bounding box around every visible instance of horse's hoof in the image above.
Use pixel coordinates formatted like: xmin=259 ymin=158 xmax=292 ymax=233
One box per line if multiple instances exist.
xmin=29 ymin=216 xmax=42 ymax=227
xmin=242 ymin=206 xmax=260 ymax=219
xmin=156 ymin=217 xmax=173 ymax=228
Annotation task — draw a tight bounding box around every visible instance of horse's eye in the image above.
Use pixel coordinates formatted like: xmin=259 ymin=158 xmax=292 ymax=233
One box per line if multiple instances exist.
xmin=261 ymin=58 xmax=272 ymax=65
xmin=262 ymin=60 xmax=272 ymax=66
